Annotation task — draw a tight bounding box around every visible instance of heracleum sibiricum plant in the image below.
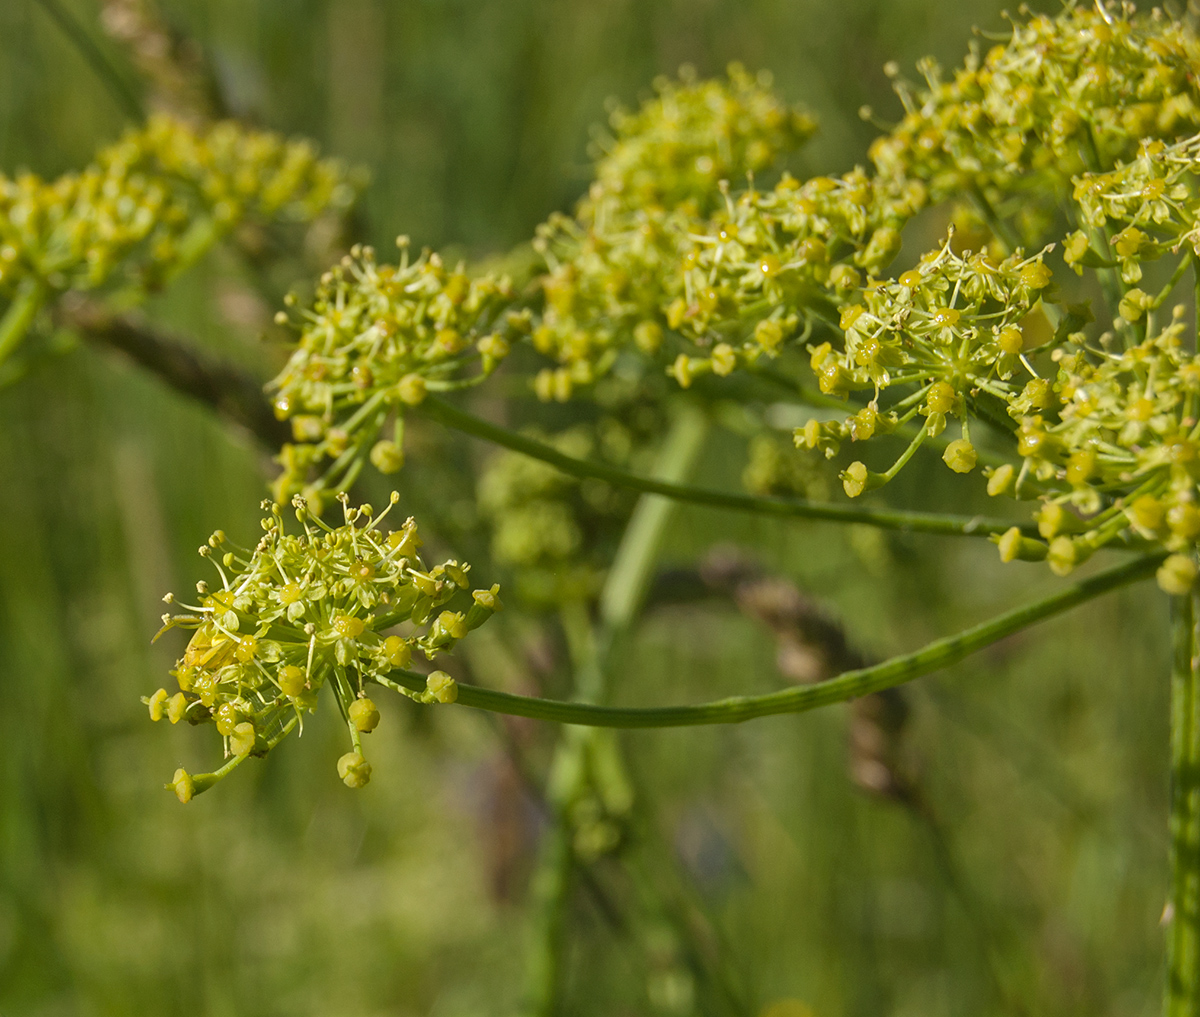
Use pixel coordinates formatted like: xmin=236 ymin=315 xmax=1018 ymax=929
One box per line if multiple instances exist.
xmin=6 ymin=0 xmax=1200 ymax=1012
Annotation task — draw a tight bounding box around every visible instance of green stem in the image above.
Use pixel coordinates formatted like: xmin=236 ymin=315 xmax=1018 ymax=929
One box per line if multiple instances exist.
xmin=968 ymin=182 xmax=1022 ymax=256
xmin=521 ymin=407 xmax=710 ymax=1017
xmin=599 ymin=405 xmax=710 ymax=631
xmin=382 ymin=554 xmax=1161 ymax=728
xmin=419 ymin=396 xmax=1040 ymax=540
xmin=1151 ymin=256 xmax=1191 ymax=312
xmin=1167 ymin=593 xmax=1200 ymax=1016
xmin=0 ymin=278 xmax=47 ymax=369
xmin=523 ymin=815 xmax=574 ymax=1017
xmin=879 ymin=420 xmax=929 ymax=484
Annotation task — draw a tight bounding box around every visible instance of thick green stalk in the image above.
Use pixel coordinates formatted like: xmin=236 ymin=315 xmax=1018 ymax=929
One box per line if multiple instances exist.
xmin=1167 ymin=593 xmax=1200 ymax=1016
xmin=383 ymin=554 xmax=1162 ymax=728
xmin=521 ymin=406 xmax=710 ymax=1017
xmin=0 ymin=278 xmax=47 ymax=369
xmin=523 ymin=814 xmax=573 ymax=1017
xmin=420 ymin=396 xmax=1041 ymax=540
xmin=599 ymin=406 xmax=711 ymax=632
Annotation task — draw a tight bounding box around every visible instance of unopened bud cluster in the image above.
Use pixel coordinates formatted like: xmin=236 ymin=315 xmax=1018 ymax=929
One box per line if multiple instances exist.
xmin=145 ymin=493 xmax=500 ymax=800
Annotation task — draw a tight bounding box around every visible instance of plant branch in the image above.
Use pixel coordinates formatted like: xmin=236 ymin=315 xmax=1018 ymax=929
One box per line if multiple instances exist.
xmin=419 ymin=396 xmax=1040 ymax=540
xmin=58 ymin=295 xmax=290 ymax=447
xmin=380 ymin=554 xmax=1162 ymax=728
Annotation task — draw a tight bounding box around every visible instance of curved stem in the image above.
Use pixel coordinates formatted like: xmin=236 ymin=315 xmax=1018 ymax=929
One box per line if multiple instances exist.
xmin=419 ymin=396 xmax=1040 ymax=540
xmin=379 ymin=554 xmax=1161 ymax=728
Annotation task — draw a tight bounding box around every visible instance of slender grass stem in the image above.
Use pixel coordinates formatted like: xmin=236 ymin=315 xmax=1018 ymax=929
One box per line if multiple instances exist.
xmin=419 ymin=396 xmax=1039 ymax=539
xmin=31 ymin=0 xmax=145 ymax=122
xmin=1167 ymin=593 xmax=1200 ymax=1016
xmin=380 ymin=554 xmax=1162 ymax=728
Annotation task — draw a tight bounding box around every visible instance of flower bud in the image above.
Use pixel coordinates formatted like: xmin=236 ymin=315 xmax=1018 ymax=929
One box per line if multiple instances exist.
xmin=1047 ymin=535 xmax=1091 ymax=577
xmin=278 ymin=664 xmax=306 ymax=697
xmin=1128 ymin=495 xmax=1165 ymax=535
xmin=230 ymin=721 xmax=256 ymax=757
xmin=396 ymin=373 xmax=427 ymax=405
xmin=829 ymin=264 xmax=860 ymax=290
xmin=849 ymin=406 xmax=877 ymax=441
xmin=841 ymin=461 xmax=884 ymax=498
xmin=711 ymin=343 xmax=737 ymax=377
xmin=168 ymin=768 xmax=196 ymax=804
xmin=383 ymin=635 xmax=412 ymax=668
xmin=1158 ymin=555 xmax=1198 ymax=596
xmin=147 ymin=688 xmax=169 ymax=722
xmin=633 ymin=321 xmax=662 ymax=354
xmin=1118 ymin=289 xmax=1150 ymax=322
xmin=754 ymin=318 xmax=784 ymax=352
xmin=1036 ymin=502 xmax=1082 ymax=539
xmin=1168 ymin=502 xmax=1200 ymax=542
xmin=1019 ymin=262 xmax=1052 ymax=290
xmin=942 ymin=439 xmax=977 ymax=474
xmin=215 ymin=702 xmax=240 ymax=736
xmin=333 ymin=614 xmax=366 ymax=639
xmin=235 ymin=636 xmax=257 ymax=663
xmin=349 ymin=697 xmax=381 ymax=732
xmin=434 ymin=610 xmax=468 ymax=642
xmin=997 ymin=325 xmax=1024 ymax=355
xmin=167 ymin=692 xmax=189 ymax=724
xmin=426 ymin=671 xmax=458 ymax=704
xmin=986 ymin=463 xmax=1014 ymax=497
xmin=1065 ymin=448 xmax=1095 ymax=487
xmin=670 ymin=354 xmax=695 ymax=389
xmin=927 ymin=381 xmax=956 ymax=414
xmin=996 ymin=527 xmax=1048 ymax=563
xmin=370 ymin=440 xmax=405 ymax=474
xmin=337 ymin=752 xmax=372 ymax=788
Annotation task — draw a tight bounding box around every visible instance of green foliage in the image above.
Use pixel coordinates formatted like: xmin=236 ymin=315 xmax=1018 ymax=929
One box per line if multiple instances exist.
xmin=8 ymin=0 xmax=1200 ymax=1015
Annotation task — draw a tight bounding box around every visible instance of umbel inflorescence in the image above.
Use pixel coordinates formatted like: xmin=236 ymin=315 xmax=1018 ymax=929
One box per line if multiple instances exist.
xmin=259 ymin=2 xmax=1200 ymax=596
xmin=146 ymin=494 xmax=500 ymax=799
xmin=0 ymin=114 xmax=361 ymax=366
xmin=148 ymin=1 xmax=1200 ymax=798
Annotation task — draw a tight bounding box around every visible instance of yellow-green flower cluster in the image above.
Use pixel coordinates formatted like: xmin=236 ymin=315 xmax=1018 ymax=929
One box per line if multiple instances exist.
xmin=795 ymin=237 xmax=1055 ymax=488
xmin=266 ymin=66 xmax=819 ymax=493
xmin=268 ymin=243 xmax=520 ymax=506
xmin=987 ymin=314 xmax=1200 ymax=579
xmin=146 ymin=493 xmax=500 ymax=799
xmin=1067 ymin=133 xmax=1200 ymax=283
xmin=254 ymin=6 xmax=1200 ymax=597
xmin=662 ymin=169 xmax=924 ymax=387
xmin=529 ymin=65 xmax=817 ymax=398
xmin=581 ymin=63 xmax=817 ymax=219
xmin=870 ymin=4 xmax=1200 ymax=207
xmin=0 ymin=115 xmax=360 ymax=298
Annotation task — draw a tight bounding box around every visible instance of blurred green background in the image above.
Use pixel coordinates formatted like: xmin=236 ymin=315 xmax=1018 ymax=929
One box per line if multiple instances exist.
xmin=0 ymin=1 xmax=1175 ymax=1015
